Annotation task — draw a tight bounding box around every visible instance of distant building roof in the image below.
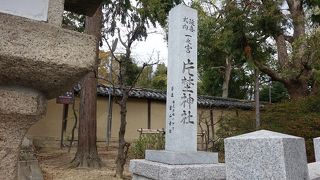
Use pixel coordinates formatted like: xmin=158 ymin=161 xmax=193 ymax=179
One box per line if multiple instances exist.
xmin=95 ymin=85 xmax=254 ymax=110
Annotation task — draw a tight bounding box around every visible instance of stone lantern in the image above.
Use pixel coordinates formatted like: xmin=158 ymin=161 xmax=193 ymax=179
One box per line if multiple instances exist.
xmin=0 ymin=0 xmax=101 ymax=179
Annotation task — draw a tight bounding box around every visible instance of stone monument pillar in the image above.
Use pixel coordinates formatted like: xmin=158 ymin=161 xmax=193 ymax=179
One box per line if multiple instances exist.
xmin=0 ymin=0 xmax=101 ymax=179
xmin=130 ymin=4 xmax=225 ymax=180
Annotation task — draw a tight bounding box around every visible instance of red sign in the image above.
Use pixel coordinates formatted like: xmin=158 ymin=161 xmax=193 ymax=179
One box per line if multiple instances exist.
xmin=56 ymin=91 xmax=74 ymax=104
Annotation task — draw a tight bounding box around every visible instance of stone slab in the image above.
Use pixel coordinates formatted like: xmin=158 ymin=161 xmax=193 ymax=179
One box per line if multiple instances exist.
xmin=309 ymin=162 xmax=320 ymax=180
xmin=145 ymin=150 xmax=218 ymax=165
xmin=225 ymin=130 xmax=309 ymax=180
xmin=0 ymin=13 xmax=96 ymax=99
xmin=0 ymin=87 xmax=46 ymax=116
xmin=314 ymin=138 xmax=320 ymax=162
xmin=130 ymin=159 xmax=225 ymax=180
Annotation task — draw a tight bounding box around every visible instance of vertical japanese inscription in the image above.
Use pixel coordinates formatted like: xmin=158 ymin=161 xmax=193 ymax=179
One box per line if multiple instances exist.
xmin=181 ymin=16 xmax=196 ymax=125
xmin=168 ymin=86 xmax=175 ymax=133
xmin=166 ymin=5 xmax=197 ymax=152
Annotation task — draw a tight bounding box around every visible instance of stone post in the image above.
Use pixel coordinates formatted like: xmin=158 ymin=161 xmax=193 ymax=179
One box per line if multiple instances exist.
xmin=314 ymin=137 xmax=320 ymax=162
xmin=130 ymin=4 xmax=225 ymax=180
xmin=225 ymin=130 xmax=310 ymax=180
xmin=0 ymin=87 xmax=46 ymax=180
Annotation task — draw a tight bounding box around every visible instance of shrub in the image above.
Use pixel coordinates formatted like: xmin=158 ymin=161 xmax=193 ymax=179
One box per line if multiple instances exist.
xmin=129 ymin=134 xmax=165 ymax=159
xmin=215 ymin=95 xmax=320 ymax=162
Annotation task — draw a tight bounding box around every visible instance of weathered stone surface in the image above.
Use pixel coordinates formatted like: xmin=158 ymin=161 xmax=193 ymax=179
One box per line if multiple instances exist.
xmin=225 ymin=130 xmax=310 ymax=180
xmin=18 ymin=160 xmax=44 ymax=180
xmin=308 ymin=162 xmax=320 ymax=180
xmin=314 ymin=137 xmax=320 ymax=162
xmin=0 ymin=87 xmax=46 ymax=115
xmin=0 ymin=87 xmax=46 ymax=180
xmin=165 ymin=4 xmax=198 ymax=152
xmin=48 ymin=0 xmax=65 ymax=26
xmin=0 ymin=13 xmax=96 ymax=99
xmin=145 ymin=150 xmax=218 ymax=165
xmin=130 ymin=159 xmax=226 ymax=180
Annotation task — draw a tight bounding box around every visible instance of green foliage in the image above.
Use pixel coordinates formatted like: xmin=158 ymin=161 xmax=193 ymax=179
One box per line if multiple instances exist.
xmin=136 ymin=66 xmax=153 ymax=88
xmin=120 ymin=56 xmax=141 ymax=86
xmin=193 ymin=1 xmax=254 ymax=98
xmin=260 ymin=81 xmax=289 ymax=103
xmin=216 ymin=96 xmax=320 ymax=162
xmin=62 ymin=12 xmax=85 ymax=32
xmin=151 ymin=63 xmax=167 ymax=90
xmin=129 ymin=134 xmax=165 ymax=159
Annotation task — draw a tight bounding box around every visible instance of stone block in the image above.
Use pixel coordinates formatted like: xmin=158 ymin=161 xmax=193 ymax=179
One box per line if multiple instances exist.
xmin=0 ymin=87 xmax=46 ymax=116
xmin=130 ymin=159 xmax=226 ymax=180
xmin=314 ymin=137 xmax=320 ymax=162
xmin=224 ymin=130 xmax=309 ymax=180
xmin=0 ymin=13 xmax=96 ymax=99
xmin=145 ymin=150 xmax=218 ymax=165
xmin=308 ymin=162 xmax=320 ymax=180
xmin=48 ymin=0 xmax=65 ymax=26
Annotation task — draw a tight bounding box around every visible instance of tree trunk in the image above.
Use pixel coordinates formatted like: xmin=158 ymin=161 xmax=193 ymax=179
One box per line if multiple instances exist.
xmin=70 ymin=4 xmax=103 ymax=168
xmin=285 ymin=79 xmax=309 ymax=100
xmin=116 ymin=92 xmax=130 ymax=178
xmin=222 ymin=57 xmax=232 ymax=98
xmin=255 ymin=69 xmax=260 ymax=129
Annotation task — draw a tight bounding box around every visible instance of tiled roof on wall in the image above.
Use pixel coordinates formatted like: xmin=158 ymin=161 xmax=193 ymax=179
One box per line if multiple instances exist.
xmin=95 ymin=85 xmax=254 ymax=110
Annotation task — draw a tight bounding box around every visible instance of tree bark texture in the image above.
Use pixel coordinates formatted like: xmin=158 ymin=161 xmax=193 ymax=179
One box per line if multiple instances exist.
xmin=222 ymin=57 xmax=232 ymax=98
xmin=115 ymin=93 xmax=130 ymax=178
xmin=71 ymin=4 xmax=103 ymax=168
xmin=255 ymin=69 xmax=260 ymax=129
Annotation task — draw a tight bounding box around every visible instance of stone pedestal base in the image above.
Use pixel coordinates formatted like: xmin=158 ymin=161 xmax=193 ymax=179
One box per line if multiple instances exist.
xmin=308 ymin=162 xmax=320 ymax=180
xmin=0 ymin=87 xmax=46 ymax=180
xmin=225 ymin=130 xmax=309 ymax=180
xmin=146 ymin=150 xmax=218 ymax=165
xmin=130 ymin=159 xmax=225 ymax=180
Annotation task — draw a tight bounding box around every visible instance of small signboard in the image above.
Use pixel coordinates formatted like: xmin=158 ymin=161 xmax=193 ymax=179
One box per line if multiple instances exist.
xmin=0 ymin=0 xmax=49 ymax=21
xmin=56 ymin=91 xmax=74 ymax=104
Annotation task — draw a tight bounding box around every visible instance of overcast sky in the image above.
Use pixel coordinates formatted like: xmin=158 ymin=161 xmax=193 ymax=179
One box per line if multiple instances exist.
xmin=101 ymin=0 xmax=193 ymax=66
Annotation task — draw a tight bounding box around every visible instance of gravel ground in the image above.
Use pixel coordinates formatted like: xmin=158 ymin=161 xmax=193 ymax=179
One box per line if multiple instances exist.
xmin=36 ymin=146 xmax=132 ymax=180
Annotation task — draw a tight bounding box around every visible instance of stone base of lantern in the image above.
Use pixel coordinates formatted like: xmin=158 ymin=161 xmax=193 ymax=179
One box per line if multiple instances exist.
xmin=0 ymin=87 xmax=47 ymax=180
xmin=130 ymin=159 xmax=226 ymax=180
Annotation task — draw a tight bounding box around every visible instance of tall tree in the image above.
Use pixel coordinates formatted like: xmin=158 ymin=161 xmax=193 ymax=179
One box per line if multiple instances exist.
xmin=193 ymin=1 xmax=251 ymax=99
xmin=194 ymin=0 xmax=320 ymax=99
xmin=224 ymin=0 xmax=320 ymax=99
xmin=103 ymin=0 xmax=180 ymax=177
xmin=70 ymin=4 xmax=103 ymax=168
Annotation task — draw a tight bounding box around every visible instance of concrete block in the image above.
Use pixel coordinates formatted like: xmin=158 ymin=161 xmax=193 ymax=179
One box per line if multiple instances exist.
xmin=130 ymin=159 xmax=226 ymax=180
xmin=145 ymin=150 xmax=218 ymax=165
xmin=309 ymin=162 xmax=320 ymax=180
xmin=225 ymin=130 xmax=309 ymax=180
xmin=314 ymin=137 xmax=320 ymax=162
xmin=0 ymin=13 xmax=96 ymax=99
